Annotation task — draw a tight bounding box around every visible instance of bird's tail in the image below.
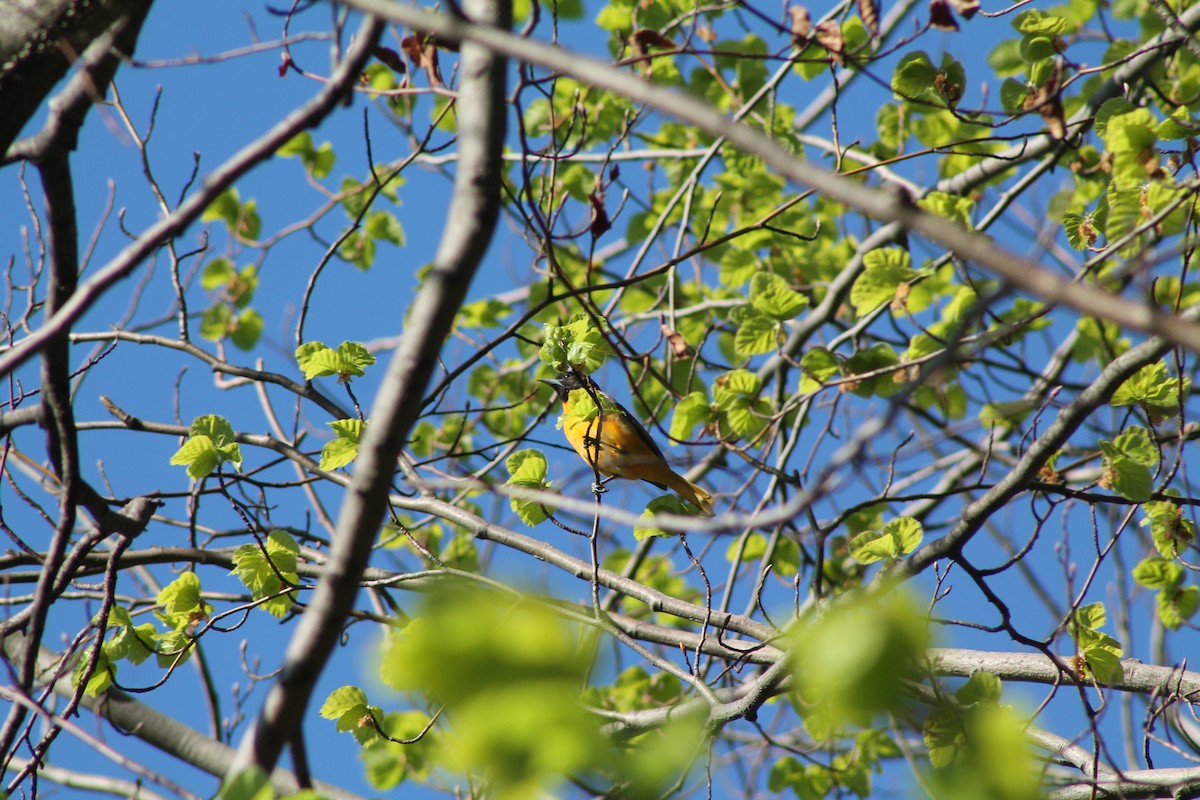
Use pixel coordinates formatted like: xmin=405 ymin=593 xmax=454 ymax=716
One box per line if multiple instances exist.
xmin=664 ymin=472 xmax=714 ymax=517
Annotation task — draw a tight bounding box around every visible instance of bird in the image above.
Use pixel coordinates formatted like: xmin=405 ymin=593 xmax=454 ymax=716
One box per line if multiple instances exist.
xmin=540 ymin=372 xmax=714 ymax=517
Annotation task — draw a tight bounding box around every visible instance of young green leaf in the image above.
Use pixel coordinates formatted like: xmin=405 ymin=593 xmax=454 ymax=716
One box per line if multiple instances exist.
xmin=669 ymin=391 xmax=715 ymax=441
xmin=733 ymin=309 xmax=779 ymax=357
xmin=505 ymin=449 xmax=551 ymax=526
xmin=848 ymin=517 xmax=924 ymax=564
xmin=850 ymin=248 xmax=916 ymax=315
xmin=749 ymin=272 xmax=809 ymax=321
xmin=296 ymin=341 xmax=376 ymax=381
xmin=539 ymin=317 xmax=611 ymax=374
xmin=322 ymin=419 xmax=365 ymax=470
xmin=634 ymin=495 xmax=693 ymax=539
xmin=713 ymin=369 xmax=773 ymax=440
xmin=201 ymin=257 xmax=237 ymax=289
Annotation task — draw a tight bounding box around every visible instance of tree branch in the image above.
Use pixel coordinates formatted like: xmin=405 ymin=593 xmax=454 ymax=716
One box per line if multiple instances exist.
xmin=230 ymin=0 xmax=508 ymax=775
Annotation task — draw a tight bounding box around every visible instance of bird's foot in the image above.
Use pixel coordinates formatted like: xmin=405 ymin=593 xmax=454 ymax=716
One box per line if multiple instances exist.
xmin=591 ymin=481 xmax=608 ymax=495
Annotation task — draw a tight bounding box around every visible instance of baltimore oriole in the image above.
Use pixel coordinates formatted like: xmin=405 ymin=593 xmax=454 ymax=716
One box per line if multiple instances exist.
xmin=541 ymin=372 xmax=714 ymax=517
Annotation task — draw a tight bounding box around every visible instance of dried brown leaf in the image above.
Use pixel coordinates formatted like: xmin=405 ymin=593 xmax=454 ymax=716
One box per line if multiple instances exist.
xmin=929 ymin=0 xmax=959 ymax=31
xmin=858 ymin=0 xmax=880 ymax=36
xmin=788 ymin=5 xmax=812 ymax=39
xmin=814 ymin=20 xmax=844 ymax=65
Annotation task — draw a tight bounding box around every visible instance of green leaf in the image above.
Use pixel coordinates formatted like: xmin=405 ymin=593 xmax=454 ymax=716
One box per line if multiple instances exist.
xmin=1014 ymin=8 xmax=1070 ymax=35
xmin=105 ymin=607 xmax=156 ymax=666
xmin=74 ymin=648 xmax=115 ymax=696
xmin=848 ymin=528 xmax=901 ymax=563
xmin=336 ymin=342 xmax=376 ymax=376
xmin=955 ymin=672 xmax=1002 ymax=705
xmin=1062 ymin=212 xmax=1098 ymax=250
xmin=1141 ymin=500 xmax=1196 ymax=558
xmin=229 ymin=308 xmax=263 ymax=350
xmin=170 ymin=435 xmax=221 ymax=480
xmin=339 ymin=230 xmax=375 ymax=269
xmin=793 ymin=590 xmax=928 ymax=721
xmin=749 ymin=272 xmax=809 ymax=320
xmin=459 ymin=298 xmax=512 ymax=329
xmin=669 ymin=391 xmax=714 ymax=441
xmin=719 ymin=249 xmax=759 ymax=287
xmin=296 ymin=342 xmax=340 ymax=379
xmin=216 ymin=768 xmax=274 ymax=800
xmin=733 ymin=310 xmax=779 ymax=357
xmin=927 ymin=703 xmax=1040 ymax=798
xmin=278 ymin=131 xmax=314 ymax=159
xmin=713 ymin=369 xmax=773 ymax=440
xmin=202 ymin=187 xmax=242 ymax=229
xmin=634 ymin=495 xmax=692 ymax=539
xmin=845 ymin=343 xmax=901 ymax=398
xmin=987 ymin=39 xmax=1025 ymax=77
xmin=230 ymin=266 xmax=259 ymax=308
xmin=506 ymin=449 xmax=551 ymax=526
xmin=278 ymin=131 xmax=336 ymax=178
xmin=200 ymin=257 xmax=236 ymax=290
xmin=1158 ymin=586 xmax=1199 ymax=630
xmin=322 ymin=419 xmax=365 ymax=470
xmin=848 ymin=517 xmax=923 ymax=564
xmin=200 ymin=304 xmax=233 ymax=342
xmin=850 ymin=248 xmax=916 ymax=315
xmin=1083 ymin=645 xmax=1124 ymax=684
xmin=1000 ymin=78 xmax=1029 ymax=114
xmin=193 ymin=414 xmax=238 ymax=452
xmin=1099 ymin=427 xmax=1158 ymax=501
xmin=892 ymin=51 xmax=935 ymax=99
xmin=1158 ymin=107 xmax=1197 ymax=140
xmin=539 ymin=318 xmax=611 ymax=374
xmin=296 ymin=341 xmax=376 ymax=381
xmin=978 ymin=399 xmax=1037 ymax=427
xmin=1133 ymin=556 xmax=1183 ymax=590
xmin=933 ymin=54 xmax=966 ymax=107
xmin=923 ymin=706 xmax=962 ymax=769
xmin=321 ymin=685 xmax=385 ymax=745
xmin=365 ymin=210 xmax=405 ymax=246
xmin=1019 ymin=34 xmax=1059 ymax=62
xmin=917 ymin=191 xmax=973 ymax=228
xmin=1100 ymin=107 xmax=1158 ymax=152
xmin=875 ymin=103 xmax=908 ymax=151
xmin=377 ymin=589 xmax=604 ymax=795
xmin=1074 ymin=601 xmax=1107 ymax=631
xmin=156 ymin=571 xmax=212 ymax=634
xmin=320 ymin=685 xmax=370 ymax=719
xmin=171 ymin=415 xmax=242 ymax=478
xmin=1111 ymin=362 xmax=1187 ymax=412
xmin=726 ymin=532 xmax=769 ymax=563
xmin=799 ymin=347 xmax=841 ymax=393
xmin=1111 ymin=426 xmax=1158 ymax=467
xmin=1072 ymin=317 xmax=1129 ymax=363
xmin=230 ymin=531 xmax=299 ymax=618
xmin=309 ymin=141 xmax=335 ymax=179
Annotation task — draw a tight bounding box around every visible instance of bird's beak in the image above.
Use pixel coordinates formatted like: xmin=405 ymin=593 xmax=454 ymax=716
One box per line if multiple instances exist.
xmin=539 ymin=378 xmax=562 ymax=388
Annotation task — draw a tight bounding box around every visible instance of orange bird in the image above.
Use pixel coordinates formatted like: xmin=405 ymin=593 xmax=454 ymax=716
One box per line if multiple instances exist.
xmin=541 ymin=372 xmax=714 ymax=516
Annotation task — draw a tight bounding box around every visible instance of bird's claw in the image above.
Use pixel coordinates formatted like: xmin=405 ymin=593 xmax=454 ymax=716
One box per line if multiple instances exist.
xmin=591 ymin=481 xmax=608 ymax=495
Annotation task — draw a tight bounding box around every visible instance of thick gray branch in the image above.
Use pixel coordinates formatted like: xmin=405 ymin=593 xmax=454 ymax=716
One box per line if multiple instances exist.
xmin=0 ymin=0 xmax=152 ymax=156
xmin=230 ymin=0 xmax=509 ymax=776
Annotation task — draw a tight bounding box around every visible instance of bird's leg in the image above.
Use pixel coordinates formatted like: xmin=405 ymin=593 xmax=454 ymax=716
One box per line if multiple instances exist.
xmin=591 ymin=475 xmax=614 ymax=495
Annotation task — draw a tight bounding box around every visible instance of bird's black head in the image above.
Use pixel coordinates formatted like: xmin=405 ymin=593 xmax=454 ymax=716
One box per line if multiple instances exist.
xmin=539 ymin=371 xmax=590 ymax=401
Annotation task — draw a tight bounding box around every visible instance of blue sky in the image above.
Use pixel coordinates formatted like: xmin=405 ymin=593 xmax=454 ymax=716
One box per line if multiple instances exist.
xmin=2 ymin=0 xmax=1190 ymax=797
